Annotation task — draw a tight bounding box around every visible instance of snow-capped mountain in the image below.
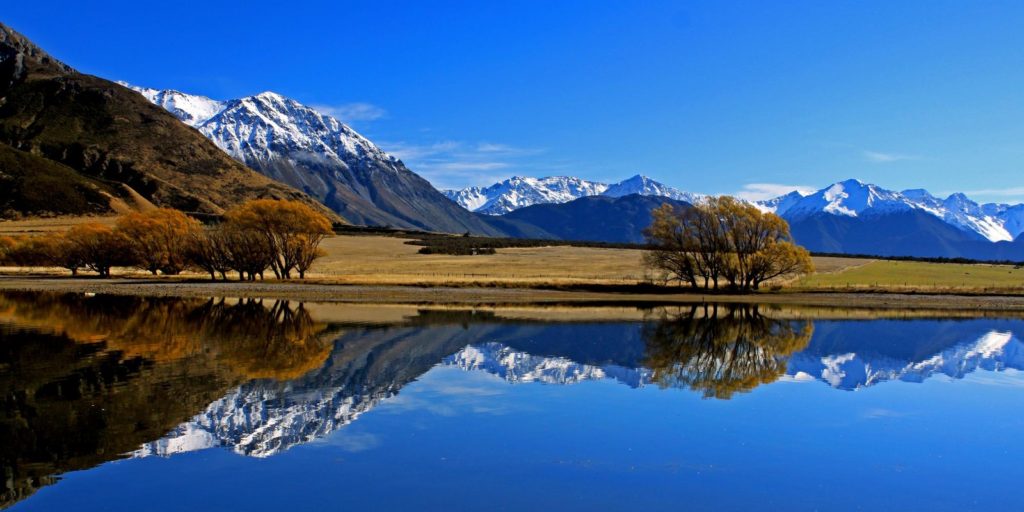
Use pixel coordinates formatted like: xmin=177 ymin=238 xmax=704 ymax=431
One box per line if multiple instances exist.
xmin=124 ymin=83 xmax=502 ymax=235
xmin=135 ymin=374 xmax=396 ymax=458
xmin=445 ymin=176 xmax=609 ymax=215
xmin=126 ymin=86 xmax=225 ymax=127
xmin=762 ymin=179 xmax=1024 ymax=243
xmin=135 ymin=323 xmax=1024 ymax=459
xmin=125 ymin=83 xmax=391 ymax=169
xmin=445 ymin=342 xmax=650 ymax=388
xmin=444 ymin=174 xmax=700 ymax=215
xmin=603 ymin=174 xmax=700 ymax=203
xmin=789 ymin=329 xmax=1024 ymax=390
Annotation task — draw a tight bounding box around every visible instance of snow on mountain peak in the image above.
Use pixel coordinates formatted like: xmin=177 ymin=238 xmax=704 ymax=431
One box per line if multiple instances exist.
xmin=769 ymin=179 xmax=1023 ymax=242
xmin=444 ymin=174 xmax=698 ymax=215
xmin=125 ymin=82 xmax=396 ymax=179
xmin=120 ymin=82 xmax=225 ymax=128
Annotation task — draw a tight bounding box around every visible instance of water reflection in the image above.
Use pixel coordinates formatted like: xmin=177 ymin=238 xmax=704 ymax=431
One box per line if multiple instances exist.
xmin=642 ymin=305 xmax=813 ymax=398
xmin=0 ymin=293 xmax=336 ymax=506
xmin=1 ymin=292 xmax=1023 ymax=509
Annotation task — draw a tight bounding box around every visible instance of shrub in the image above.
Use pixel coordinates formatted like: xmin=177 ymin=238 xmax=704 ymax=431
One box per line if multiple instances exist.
xmin=0 ymin=236 xmax=17 ymax=265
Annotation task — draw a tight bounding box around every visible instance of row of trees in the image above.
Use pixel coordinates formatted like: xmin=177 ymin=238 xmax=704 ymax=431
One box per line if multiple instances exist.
xmin=0 ymin=199 xmax=332 ymax=280
xmin=644 ymin=196 xmax=814 ymax=291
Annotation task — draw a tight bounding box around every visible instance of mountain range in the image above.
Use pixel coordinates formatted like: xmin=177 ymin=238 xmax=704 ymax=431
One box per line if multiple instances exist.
xmin=768 ymin=179 xmax=1024 ymax=259
xmin=444 ymin=174 xmax=701 ymax=215
xmin=0 ymin=23 xmax=333 ymax=219
xmin=125 ymin=83 xmax=700 ymax=241
xmin=3 ymin=21 xmax=1023 ymax=260
xmin=124 ymin=84 xmax=502 ymax=235
xmin=765 ymin=179 xmax=1024 ymax=243
xmin=448 ymin=174 xmax=1024 ymax=258
xmin=135 ymin=317 xmax=1024 ymax=458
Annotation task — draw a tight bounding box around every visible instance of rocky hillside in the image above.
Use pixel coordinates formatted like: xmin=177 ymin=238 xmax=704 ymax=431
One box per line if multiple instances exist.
xmin=0 ymin=23 xmax=333 ymax=219
xmin=128 ymin=84 xmax=501 ymax=234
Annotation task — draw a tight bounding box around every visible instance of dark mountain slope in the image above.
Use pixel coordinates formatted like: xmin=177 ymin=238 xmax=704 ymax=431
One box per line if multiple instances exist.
xmin=496 ymin=194 xmax=691 ymax=243
xmin=0 ymin=23 xmax=335 ymax=219
xmin=0 ymin=143 xmax=115 ymax=216
xmin=788 ymin=210 xmax=1024 ymax=260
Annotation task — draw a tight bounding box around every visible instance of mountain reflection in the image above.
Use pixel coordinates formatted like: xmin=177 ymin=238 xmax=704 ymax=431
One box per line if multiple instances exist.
xmin=0 ymin=293 xmax=336 ymax=507
xmin=1 ymin=292 xmax=1022 ymax=509
xmin=642 ymin=305 xmax=814 ymax=399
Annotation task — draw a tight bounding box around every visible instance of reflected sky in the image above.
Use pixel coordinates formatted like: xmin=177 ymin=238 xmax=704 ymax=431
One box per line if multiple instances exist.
xmin=2 ymin=293 xmax=1023 ymax=511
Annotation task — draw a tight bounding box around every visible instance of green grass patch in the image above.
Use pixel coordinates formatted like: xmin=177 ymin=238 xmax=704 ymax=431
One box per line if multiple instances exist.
xmin=798 ymin=260 xmax=1024 ymax=291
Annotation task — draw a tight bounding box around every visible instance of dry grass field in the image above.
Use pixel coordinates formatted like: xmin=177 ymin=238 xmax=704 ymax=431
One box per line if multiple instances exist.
xmin=2 ymin=216 xmax=1021 ymax=294
xmin=0 ymin=216 xmax=118 ymax=235
xmin=309 ymin=236 xmax=877 ymax=287
xmin=309 ymin=235 xmax=648 ymax=285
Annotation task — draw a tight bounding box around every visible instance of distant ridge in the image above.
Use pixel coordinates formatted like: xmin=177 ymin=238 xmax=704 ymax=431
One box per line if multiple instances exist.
xmin=444 ymin=174 xmax=701 ymax=215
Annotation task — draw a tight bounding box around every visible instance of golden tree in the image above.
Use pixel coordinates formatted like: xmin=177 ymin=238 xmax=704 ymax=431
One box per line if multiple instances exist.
xmin=63 ymin=223 xmax=133 ymax=277
xmin=187 ymin=227 xmax=234 ymax=280
xmin=4 ymin=233 xmax=85 ymax=275
xmin=117 ymin=208 xmax=204 ymax=275
xmin=643 ymin=204 xmax=701 ymax=288
xmin=644 ymin=196 xmax=813 ymax=291
xmin=221 ymin=224 xmax=276 ymax=281
xmin=225 ymin=199 xmax=333 ymax=279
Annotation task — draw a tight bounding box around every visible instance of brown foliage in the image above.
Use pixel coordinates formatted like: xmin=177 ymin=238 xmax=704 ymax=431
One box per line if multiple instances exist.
xmin=644 ymin=197 xmax=814 ymax=291
xmin=117 ymin=208 xmax=202 ymax=275
xmin=63 ymin=223 xmax=134 ymax=277
xmin=0 ymin=235 xmax=15 ymax=264
xmin=225 ymin=199 xmax=333 ymax=279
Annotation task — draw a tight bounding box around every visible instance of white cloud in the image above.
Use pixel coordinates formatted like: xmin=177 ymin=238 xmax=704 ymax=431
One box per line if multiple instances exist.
xmin=421 ymin=162 xmax=510 ymax=172
xmin=328 ymin=432 xmax=381 ymax=452
xmin=734 ymin=183 xmax=816 ymax=201
xmin=961 ymin=187 xmax=1024 ymax=198
xmin=311 ymin=102 xmax=387 ymax=123
xmin=383 ymin=141 xmax=461 ymax=161
xmin=476 ymin=142 xmax=514 ymax=152
xmin=379 ymin=140 xmax=544 ymax=189
xmin=862 ymin=150 xmax=919 ymax=163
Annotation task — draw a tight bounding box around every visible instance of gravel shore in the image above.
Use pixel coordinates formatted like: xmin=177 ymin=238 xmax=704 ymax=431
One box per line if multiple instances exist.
xmin=2 ymin=275 xmax=1024 ymax=312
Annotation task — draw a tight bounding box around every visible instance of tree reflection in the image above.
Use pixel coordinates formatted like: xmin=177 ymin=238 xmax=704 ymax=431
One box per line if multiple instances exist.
xmin=0 ymin=293 xmax=337 ymax=507
xmin=643 ymin=304 xmax=813 ymax=399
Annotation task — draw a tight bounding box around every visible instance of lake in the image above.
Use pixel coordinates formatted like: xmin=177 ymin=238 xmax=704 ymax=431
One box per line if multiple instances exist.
xmin=1 ymin=291 xmax=1023 ymax=511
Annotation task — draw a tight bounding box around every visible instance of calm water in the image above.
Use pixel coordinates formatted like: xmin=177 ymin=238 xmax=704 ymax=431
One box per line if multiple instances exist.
xmin=2 ymin=292 xmax=1023 ymax=511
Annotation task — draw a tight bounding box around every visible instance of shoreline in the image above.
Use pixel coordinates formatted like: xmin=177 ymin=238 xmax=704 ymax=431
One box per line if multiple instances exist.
xmin=3 ymin=275 xmax=1024 ymax=312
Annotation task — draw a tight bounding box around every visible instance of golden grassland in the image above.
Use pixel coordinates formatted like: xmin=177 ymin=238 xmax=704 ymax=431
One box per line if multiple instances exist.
xmin=0 ymin=216 xmax=118 ymax=235
xmin=1 ymin=216 xmax=1022 ymax=295
xmin=308 ymin=235 xmax=649 ymax=285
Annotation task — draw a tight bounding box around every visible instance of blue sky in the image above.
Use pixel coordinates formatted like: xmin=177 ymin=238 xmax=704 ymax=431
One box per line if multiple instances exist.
xmin=6 ymin=1 xmax=1024 ymax=201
